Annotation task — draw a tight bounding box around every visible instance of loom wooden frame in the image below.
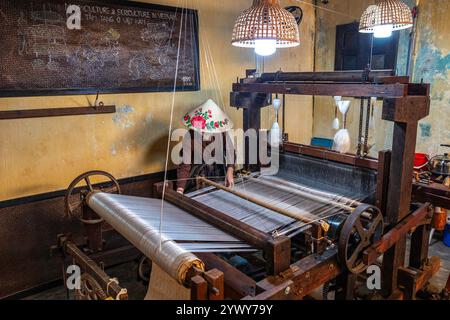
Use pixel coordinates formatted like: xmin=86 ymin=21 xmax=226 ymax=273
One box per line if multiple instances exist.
xmin=57 ymin=70 xmax=440 ymax=300
xmin=224 ymin=69 xmax=438 ymax=299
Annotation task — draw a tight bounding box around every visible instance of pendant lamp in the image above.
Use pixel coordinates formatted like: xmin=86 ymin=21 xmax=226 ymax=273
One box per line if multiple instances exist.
xmin=232 ymin=0 xmax=300 ymax=56
xmin=359 ymin=0 xmax=413 ymax=38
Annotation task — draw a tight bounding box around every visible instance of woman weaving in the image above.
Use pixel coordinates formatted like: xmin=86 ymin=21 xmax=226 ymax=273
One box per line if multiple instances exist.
xmin=176 ymin=99 xmax=235 ymax=194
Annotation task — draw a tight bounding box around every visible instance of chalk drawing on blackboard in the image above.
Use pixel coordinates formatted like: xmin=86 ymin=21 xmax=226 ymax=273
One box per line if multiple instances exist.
xmin=0 ymin=0 xmax=199 ymax=95
xmin=15 ymin=5 xmax=69 ymax=71
xmin=127 ymin=38 xmax=179 ymax=81
xmin=128 ymin=55 xmax=143 ymax=81
xmin=31 ymin=9 xmax=63 ymax=24
xmin=17 ymin=11 xmax=28 ymax=56
xmin=31 ymin=58 xmax=45 ymax=70
xmin=75 ymin=30 xmax=121 ymax=70
xmin=31 ymin=24 xmax=68 ymax=70
xmin=140 ymin=22 xmax=171 ymax=47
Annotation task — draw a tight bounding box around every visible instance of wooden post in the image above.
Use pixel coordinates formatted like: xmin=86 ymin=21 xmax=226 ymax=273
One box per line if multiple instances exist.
xmin=335 ymin=273 xmax=357 ymax=300
xmin=191 ymin=276 xmax=208 ymax=300
xmin=197 ymin=253 xmax=256 ymax=299
xmin=376 ymin=150 xmax=391 ymax=214
xmin=267 ymin=236 xmax=291 ymax=275
xmin=230 ymin=91 xmax=271 ymax=170
xmin=243 ymin=105 xmax=261 ymax=171
xmin=204 ymin=269 xmax=225 ymax=300
xmin=380 ymin=96 xmax=430 ymax=297
xmin=409 ymin=224 xmax=431 ymax=269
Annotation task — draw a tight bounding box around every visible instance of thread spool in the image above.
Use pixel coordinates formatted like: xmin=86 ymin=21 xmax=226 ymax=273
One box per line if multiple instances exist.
xmin=270 ymin=122 xmax=281 ymax=148
xmin=333 ymin=100 xmax=351 ymax=154
xmin=270 ymin=97 xmax=282 ymax=147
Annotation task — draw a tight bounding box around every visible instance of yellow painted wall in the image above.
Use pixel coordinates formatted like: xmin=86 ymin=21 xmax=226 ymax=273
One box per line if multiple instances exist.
xmin=312 ymin=0 xmax=450 ymax=158
xmin=0 ymin=0 xmax=315 ymax=200
xmin=411 ymin=0 xmax=450 ymax=156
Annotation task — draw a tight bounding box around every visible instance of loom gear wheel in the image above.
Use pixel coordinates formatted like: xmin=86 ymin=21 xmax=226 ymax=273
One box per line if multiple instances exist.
xmin=75 ymin=273 xmax=108 ymax=300
xmin=65 ymin=170 xmax=121 ymax=222
xmin=338 ymin=204 xmax=384 ymax=274
xmin=138 ymin=256 xmax=152 ymax=283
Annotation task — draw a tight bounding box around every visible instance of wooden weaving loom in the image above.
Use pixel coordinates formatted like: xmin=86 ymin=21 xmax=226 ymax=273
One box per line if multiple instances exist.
xmin=55 ymin=70 xmax=439 ymax=300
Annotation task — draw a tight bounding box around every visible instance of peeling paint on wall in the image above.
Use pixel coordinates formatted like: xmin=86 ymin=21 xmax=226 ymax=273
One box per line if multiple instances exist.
xmin=414 ymin=40 xmax=450 ymax=83
xmin=110 ymin=144 xmax=117 ymax=156
xmin=113 ymin=105 xmax=136 ymax=129
xmin=145 ymin=113 xmax=153 ymax=125
xmin=411 ymin=0 xmax=450 ymax=156
xmin=419 ymin=123 xmax=432 ymax=138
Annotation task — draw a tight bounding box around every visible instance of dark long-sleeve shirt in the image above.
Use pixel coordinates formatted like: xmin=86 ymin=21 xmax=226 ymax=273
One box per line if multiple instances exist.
xmin=177 ymin=130 xmax=235 ymax=190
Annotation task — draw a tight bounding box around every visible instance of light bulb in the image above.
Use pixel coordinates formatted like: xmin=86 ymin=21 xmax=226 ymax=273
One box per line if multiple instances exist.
xmin=373 ymin=24 xmax=393 ymax=38
xmin=255 ymin=39 xmax=277 ymax=56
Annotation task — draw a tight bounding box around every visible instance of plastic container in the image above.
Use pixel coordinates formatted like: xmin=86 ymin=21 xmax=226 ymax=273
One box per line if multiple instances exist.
xmin=445 ymin=211 xmax=450 ymax=247
xmin=433 ymin=207 xmax=447 ymax=231
xmin=414 ymin=153 xmax=429 ymax=171
xmin=444 ymin=224 xmax=450 ymax=247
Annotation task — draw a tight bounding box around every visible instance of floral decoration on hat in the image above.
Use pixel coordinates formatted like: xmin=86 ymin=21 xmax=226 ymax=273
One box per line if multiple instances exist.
xmin=182 ymin=99 xmax=233 ymax=133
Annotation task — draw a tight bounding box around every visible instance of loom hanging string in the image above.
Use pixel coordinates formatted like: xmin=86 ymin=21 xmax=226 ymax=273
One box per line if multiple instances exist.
xmin=160 ymin=1 xmax=186 ymax=249
xmin=332 ymin=106 xmax=340 ymax=130
xmin=160 ymin=0 xmax=231 ymax=248
xmin=332 ymin=96 xmax=341 ymax=130
xmin=357 ymin=98 xmax=365 ymax=156
xmin=195 ymin=0 xmax=256 ymax=230
xmin=369 ymin=97 xmax=376 ymax=130
xmin=190 ymin=0 xmax=272 ymax=232
xmin=193 ymin=0 xmax=277 ymax=233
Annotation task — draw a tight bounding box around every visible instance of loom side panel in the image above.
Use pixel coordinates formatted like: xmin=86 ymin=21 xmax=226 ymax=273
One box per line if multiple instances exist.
xmin=0 ymin=171 xmax=168 ymax=299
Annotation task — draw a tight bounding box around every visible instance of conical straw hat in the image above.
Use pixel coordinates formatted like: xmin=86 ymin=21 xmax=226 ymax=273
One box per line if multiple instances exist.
xmin=182 ymin=99 xmax=233 ymax=133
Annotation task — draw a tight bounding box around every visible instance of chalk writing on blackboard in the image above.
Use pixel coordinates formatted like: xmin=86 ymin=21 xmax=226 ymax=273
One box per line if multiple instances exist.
xmin=0 ymin=0 xmax=200 ymax=97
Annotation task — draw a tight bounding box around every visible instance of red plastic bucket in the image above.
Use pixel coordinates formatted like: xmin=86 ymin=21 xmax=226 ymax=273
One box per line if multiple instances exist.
xmin=414 ymin=153 xmax=429 ymax=170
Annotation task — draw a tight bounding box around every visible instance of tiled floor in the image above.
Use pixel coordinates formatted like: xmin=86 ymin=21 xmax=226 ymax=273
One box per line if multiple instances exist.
xmin=429 ymin=240 xmax=450 ymax=290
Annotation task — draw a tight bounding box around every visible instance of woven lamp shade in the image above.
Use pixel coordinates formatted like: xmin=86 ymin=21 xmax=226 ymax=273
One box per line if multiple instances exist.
xmin=359 ymin=0 xmax=413 ymax=33
xmin=232 ymin=0 xmax=300 ymax=48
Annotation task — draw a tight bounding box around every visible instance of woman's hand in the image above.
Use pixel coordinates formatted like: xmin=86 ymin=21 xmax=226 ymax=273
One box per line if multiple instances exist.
xmin=225 ymin=167 xmax=235 ymax=188
xmin=176 ymin=188 xmax=185 ymax=194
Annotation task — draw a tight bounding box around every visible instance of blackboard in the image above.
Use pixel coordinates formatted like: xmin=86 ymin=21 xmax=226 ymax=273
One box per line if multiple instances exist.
xmin=0 ymin=0 xmax=200 ymax=97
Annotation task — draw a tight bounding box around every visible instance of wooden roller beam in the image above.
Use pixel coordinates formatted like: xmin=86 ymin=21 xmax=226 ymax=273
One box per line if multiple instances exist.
xmin=259 ymin=70 xmax=395 ymax=83
xmin=233 ymin=82 xmax=408 ymax=98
